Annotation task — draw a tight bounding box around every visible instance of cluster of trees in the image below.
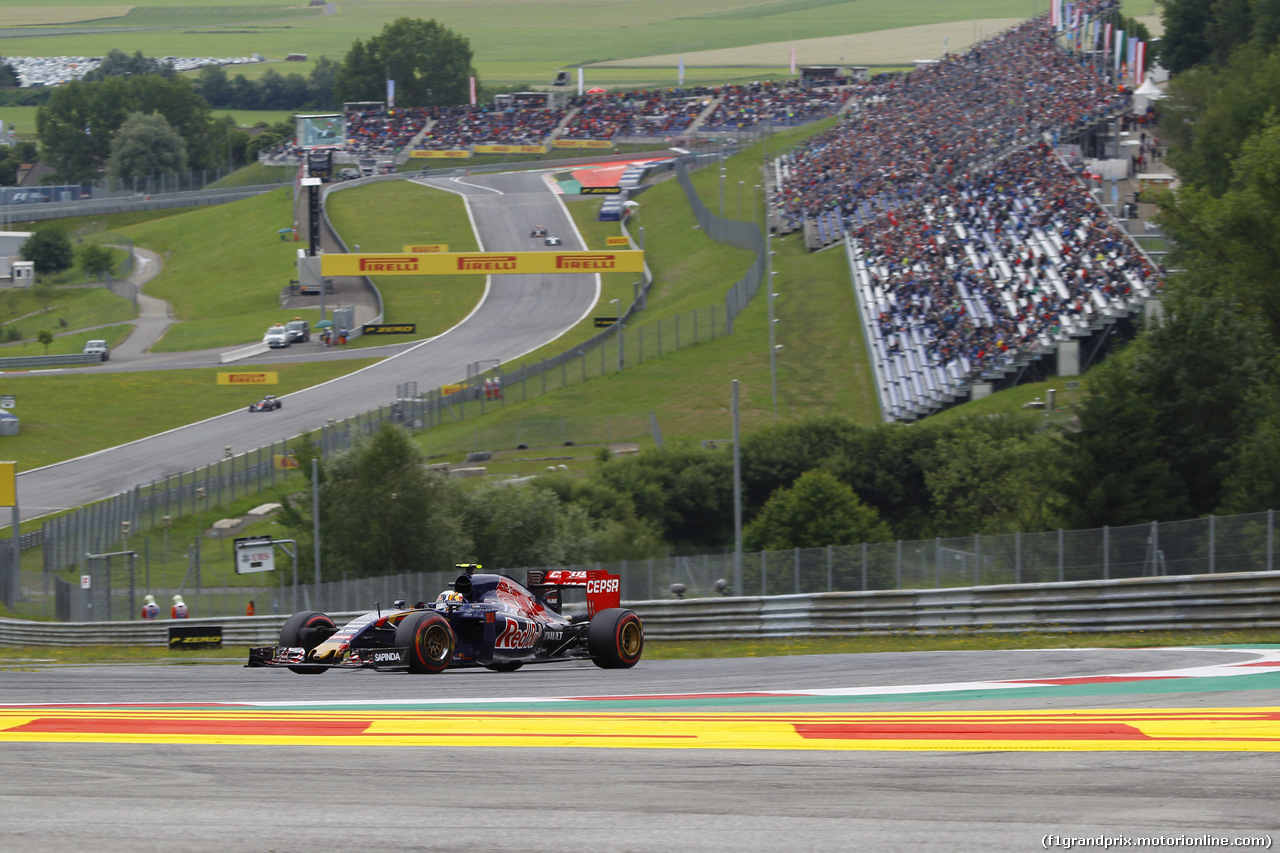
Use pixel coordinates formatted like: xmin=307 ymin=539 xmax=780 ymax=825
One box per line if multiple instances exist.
xmin=1158 ymin=0 xmax=1280 ymax=73
xmin=29 ymin=17 xmax=477 ymax=183
xmin=193 ymin=59 xmax=337 ymax=112
xmin=0 ymin=140 xmax=38 ymax=186
xmin=277 ymin=373 xmax=1280 ymax=582
xmin=37 ymin=74 xmax=225 ymax=184
xmin=19 ymin=226 xmax=116 ymax=281
xmin=334 ymin=18 xmax=477 ymax=107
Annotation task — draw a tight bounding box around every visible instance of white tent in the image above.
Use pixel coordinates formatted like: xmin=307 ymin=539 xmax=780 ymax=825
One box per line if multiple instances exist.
xmin=1133 ymin=76 xmax=1166 ymax=113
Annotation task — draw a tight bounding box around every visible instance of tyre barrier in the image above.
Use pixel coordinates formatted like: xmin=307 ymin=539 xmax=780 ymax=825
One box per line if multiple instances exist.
xmin=2 ymin=570 xmax=1279 ymax=647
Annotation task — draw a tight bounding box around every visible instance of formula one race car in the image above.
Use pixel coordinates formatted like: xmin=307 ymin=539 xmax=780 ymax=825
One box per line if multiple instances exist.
xmin=248 ymin=395 xmax=282 ymax=412
xmin=530 ymin=226 xmax=548 ymax=238
xmin=246 ymin=564 xmax=643 ymax=674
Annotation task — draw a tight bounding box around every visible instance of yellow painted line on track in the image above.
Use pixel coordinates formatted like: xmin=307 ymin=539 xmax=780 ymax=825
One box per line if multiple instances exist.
xmin=3 ymin=707 xmax=1280 ymax=751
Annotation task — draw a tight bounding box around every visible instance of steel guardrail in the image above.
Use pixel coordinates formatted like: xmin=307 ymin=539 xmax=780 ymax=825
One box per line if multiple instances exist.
xmin=4 ymin=570 xmax=1279 ymax=647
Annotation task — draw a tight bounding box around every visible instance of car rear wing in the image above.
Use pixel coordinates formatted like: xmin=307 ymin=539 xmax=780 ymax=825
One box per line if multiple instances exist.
xmin=529 ymin=569 xmax=621 ymax=617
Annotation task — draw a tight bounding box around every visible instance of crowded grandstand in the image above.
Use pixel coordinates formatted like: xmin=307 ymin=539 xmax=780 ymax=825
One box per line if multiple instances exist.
xmin=268 ymin=0 xmax=1157 ymax=422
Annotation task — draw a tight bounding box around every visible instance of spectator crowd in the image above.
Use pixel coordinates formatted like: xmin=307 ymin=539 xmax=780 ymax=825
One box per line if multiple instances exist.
xmin=770 ymin=1 xmax=1159 ymax=411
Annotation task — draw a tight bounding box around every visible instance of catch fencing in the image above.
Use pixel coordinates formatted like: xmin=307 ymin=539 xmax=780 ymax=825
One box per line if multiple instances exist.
xmin=5 ymin=567 xmax=1280 ymax=647
xmin=22 ymin=507 xmax=1280 ymax=623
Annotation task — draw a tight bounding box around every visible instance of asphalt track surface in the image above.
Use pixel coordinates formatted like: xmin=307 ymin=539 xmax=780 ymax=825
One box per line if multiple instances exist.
xmin=3 ymin=647 xmax=1280 ymax=852
xmin=14 ymin=170 xmax=595 ymax=522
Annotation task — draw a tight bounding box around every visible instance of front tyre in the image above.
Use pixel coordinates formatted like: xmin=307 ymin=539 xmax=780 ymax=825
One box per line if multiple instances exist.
xmin=587 ymin=608 xmax=643 ymax=669
xmin=395 ymin=611 xmax=455 ymax=673
xmin=278 ymin=610 xmax=336 ymax=674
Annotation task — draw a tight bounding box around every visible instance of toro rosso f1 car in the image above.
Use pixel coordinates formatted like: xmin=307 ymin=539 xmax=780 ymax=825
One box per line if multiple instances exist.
xmin=246 ymin=565 xmax=643 ymax=674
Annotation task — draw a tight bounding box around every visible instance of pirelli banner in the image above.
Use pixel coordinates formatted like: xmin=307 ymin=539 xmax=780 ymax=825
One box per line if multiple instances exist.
xmin=217 ymin=372 xmax=279 ymax=386
xmin=554 ymin=139 xmax=613 ymax=149
xmin=321 ymin=251 xmax=645 ymax=277
xmin=409 ymin=149 xmax=472 ymax=159
xmin=474 ymin=144 xmax=547 ymax=154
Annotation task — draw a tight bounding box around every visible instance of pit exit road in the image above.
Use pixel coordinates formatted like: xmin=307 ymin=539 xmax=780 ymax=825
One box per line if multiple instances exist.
xmin=13 ymin=170 xmax=598 ymax=521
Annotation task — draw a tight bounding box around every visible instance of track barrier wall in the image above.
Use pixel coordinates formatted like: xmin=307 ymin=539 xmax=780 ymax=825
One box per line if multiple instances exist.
xmin=4 ymin=569 xmax=1279 ymax=646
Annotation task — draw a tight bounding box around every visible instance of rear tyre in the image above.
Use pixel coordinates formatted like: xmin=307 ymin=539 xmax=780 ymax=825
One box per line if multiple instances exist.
xmin=395 ymin=611 xmax=455 ymax=673
xmin=278 ymin=610 xmax=336 ymax=675
xmin=587 ymin=608 xmax=643 ymax=669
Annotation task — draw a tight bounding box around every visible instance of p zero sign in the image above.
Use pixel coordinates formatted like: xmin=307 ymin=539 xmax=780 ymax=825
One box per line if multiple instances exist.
xmin=320 ymin=251 xmax=645 ymax=277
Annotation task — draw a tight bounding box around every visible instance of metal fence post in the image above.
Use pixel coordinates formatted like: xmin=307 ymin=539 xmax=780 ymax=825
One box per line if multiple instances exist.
xmin=973 ymin=534 xmax=981 ymax=586
xmin=895 ymin=540 xmax=902 ymax=588
xmin=1103 ymin=525 xmax=1110 ymax=580
xmin=1209 ymin=514 xmax=1216 ymax=573
xmin=826 ymin=545 xmax=833 ymax=592
xmin=1015 ymin=531 xmax=1021 ymax=584
xmin=1058 ymin=529 xmax=1064 ymax=582
xmin=794 ymin=547 xmax=800 ymax=594
xmin=935 ymin=537 xmax=941 ymax=587
xmin=1270 ymin=509 xmax=1275 ymax=574
xmin=861 ymin=542 xmax=867 ymax=591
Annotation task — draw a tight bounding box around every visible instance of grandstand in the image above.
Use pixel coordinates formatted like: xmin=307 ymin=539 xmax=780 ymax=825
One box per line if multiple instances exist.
xmin=769 ymin=0 xmax=1162 ymax=421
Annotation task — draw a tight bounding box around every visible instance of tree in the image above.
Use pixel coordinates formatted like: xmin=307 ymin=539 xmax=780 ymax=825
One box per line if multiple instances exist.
xmin=1159 ymin=118 xmax=1280 ymax=341
xmin=336 ymin=18 xmax=476 ymax=107
xmin=743 ymin=470 xmax=891 ymax=551
xmin=83 ymin=49 xmax=175 ymax=81
xmin=20 ymin=227 xmax=73 ymax=277
xmin=105 ymin=111 xmax=189 ymax=182
xmin=0 ymin=59 xmax=18 ymax=88
xmin=315 ymin=423 xmax=468 ymax=579
xmin=590 ymin=444 xmax=734 ymax=551
xmin=78 ymin=244 xmax=115 ymax=281
xmin=308 ymin=56 xmax=339 ymax=109
xmin=36 ymin=329 xmax=53 ymax=355
xmin=37 ymin=74 xmax=212 ymax=182
xmin=1159 ymin=0 xmax=1217 ymax=72
xmin=460 ymin=483 xmax=596 ymax=569
xmin=921 ymin=416 xmax=1065 ymax=535
xmin=195 ymin=65 xmax=234 ymax=109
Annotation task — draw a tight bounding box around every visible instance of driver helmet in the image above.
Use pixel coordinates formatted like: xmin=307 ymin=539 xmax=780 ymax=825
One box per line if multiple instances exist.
xmin=172 ymin=595 xmax=184 ymax=606
xmin=144 ymin=595 xmax=156 ymax=605
xmin=436 ymin=590 xmax=464 ymax=604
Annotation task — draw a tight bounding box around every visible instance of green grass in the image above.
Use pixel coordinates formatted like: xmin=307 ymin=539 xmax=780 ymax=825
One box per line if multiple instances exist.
xmin=115 ymin=186 xmax=310 ymax=351
xmin=0 ymin=629 xmax=1272 ymax=664
xmin=204 ymin=160 xmax=296 ymax=189
xmin=324 ymin=181 xmax=484 ymax=339
xmin=0 ymin=358 xmax=381 ymax=472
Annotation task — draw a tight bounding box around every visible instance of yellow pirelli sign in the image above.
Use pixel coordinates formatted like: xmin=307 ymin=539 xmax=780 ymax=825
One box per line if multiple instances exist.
xmin=218 ymin=372 xmax=279 ymax=386
xmin=554 ymin=139 xmax=613 ymax=149
xmin=474 ymin=144 xmax=547 ymax=154
xmin=403 ymin=244 xmax=448 ymax=253
xmin=0 ymin=461 xmax=14 ymax=507
xmin=321 ymin=251 xmax=645 ymax=276
xmin=606 ymin=236 xmax=631 ymax=246
xmin=409 ymin=149 xmax=472 ymax=159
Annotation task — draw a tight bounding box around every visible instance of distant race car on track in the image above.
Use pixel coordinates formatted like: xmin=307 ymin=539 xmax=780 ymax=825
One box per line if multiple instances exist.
xmin=544 ymin=235 xmax=562 ymax=246
xmin=247 ymin=564 xmax=643 ymax=674
xmin=248 ymin=395 xmax=282 ymax=412
xmin=530 ymin=226 xmax=548 ymax=238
